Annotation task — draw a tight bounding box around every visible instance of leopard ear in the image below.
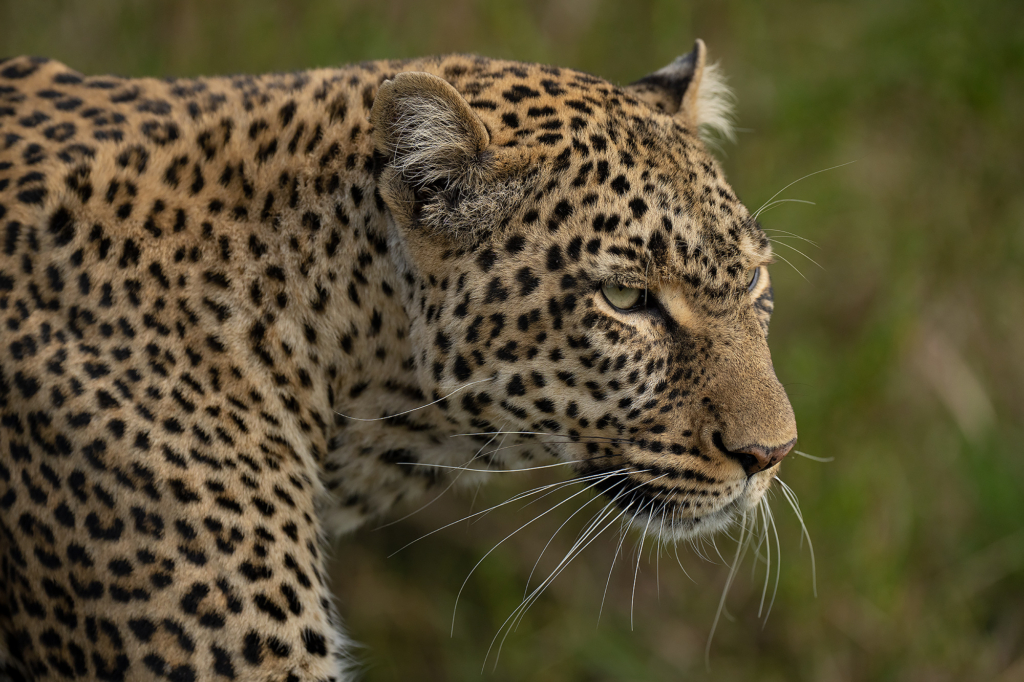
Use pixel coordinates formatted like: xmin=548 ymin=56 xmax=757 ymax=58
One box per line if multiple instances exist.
xmin=371 ymin=72 xmax=490 ymax=204
xmin=626 ymin=39 xmax=735 ymax=142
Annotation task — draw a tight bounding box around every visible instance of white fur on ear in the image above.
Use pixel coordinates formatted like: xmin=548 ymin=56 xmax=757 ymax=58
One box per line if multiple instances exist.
xmin=693 ymin=61 xmax=736 ymax=144
xmin=372 ymin=72 xmax=489 ymax=190
xmin=625 ymin=40 xmax=737 ymax=145
xmin=389 ymin=96 xmax=476 ymax=187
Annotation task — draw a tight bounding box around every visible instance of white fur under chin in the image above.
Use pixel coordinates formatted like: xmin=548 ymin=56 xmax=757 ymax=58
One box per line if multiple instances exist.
xmin=695 ymin=62 xmax=737 ymax=145
xmin=634 ymin=472 xmax=776 ymax=543
xmin=637 ymin=501 xmax=742 ymax=543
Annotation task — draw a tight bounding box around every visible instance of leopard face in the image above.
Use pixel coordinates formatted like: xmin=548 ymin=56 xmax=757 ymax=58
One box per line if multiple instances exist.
xmin=371 ymin=42 xmax=796 ymax=540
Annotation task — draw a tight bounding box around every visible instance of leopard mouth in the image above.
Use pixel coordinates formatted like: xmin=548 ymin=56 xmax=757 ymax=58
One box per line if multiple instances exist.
xmin=581 ymin=461 xmax=777 ymax=542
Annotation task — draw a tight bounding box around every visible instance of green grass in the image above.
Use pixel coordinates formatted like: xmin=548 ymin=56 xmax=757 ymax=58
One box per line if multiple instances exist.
xmin=3 ymin=1 xmax=1022 ymax=679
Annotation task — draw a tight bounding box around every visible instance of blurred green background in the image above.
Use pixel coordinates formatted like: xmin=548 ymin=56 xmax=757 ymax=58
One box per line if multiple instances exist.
xmin=4 ymin=1 xmax=1022 ymax=680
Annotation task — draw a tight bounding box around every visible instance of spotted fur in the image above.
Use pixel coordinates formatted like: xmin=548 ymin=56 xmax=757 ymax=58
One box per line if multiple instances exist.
xmin=0 ymin=40 xmax=795 ymax=681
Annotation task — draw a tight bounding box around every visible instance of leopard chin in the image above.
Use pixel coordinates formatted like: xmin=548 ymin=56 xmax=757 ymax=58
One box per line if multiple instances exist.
xmin=605 ymin=465 xmax=779 ymax=543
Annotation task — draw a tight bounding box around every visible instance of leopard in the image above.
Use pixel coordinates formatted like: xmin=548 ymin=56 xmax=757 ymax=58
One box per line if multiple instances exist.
xmin=0 ymin=39 xmax=797 ymax=681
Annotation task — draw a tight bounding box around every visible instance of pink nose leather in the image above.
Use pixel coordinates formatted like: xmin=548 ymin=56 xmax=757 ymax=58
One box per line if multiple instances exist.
xmin=731 ymin=438 xmax=796 ymax=475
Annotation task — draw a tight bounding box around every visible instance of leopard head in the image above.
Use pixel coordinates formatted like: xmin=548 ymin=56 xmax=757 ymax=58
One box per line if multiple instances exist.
xmin=370 ymin=42 xmax=796 ymax=539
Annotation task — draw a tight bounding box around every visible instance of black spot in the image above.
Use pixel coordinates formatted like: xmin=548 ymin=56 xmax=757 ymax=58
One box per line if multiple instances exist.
xmin=534 ymin=398 xmax=556 ymax=413
xmin=546 ymin=244 xmax=564 ymax=271
xmin=546 ymin=200 xmax=573 ymax=232
xmin=211 ymin=645 xmax=236 ymax=679
xmin=629 ymin=198 xmax=648 ymax=219
xmin=141 ymin=120 xmax=180 ymax=145
xmin=253 ymin=593 xmax=287 ymax=622
xmin=17 ymin=187 xmax=47 ymax=205
xmin=3 ymin=221 xmax=18 ymax=255
xmin=128 ymin=618 xmax=157 ymax=642
xmin=484 ymin=277 xmax=509 ymax=304
xmin=48 ymin=207 xmax=75 ymax=246
xmin=14 ymin=371 xmax=40 ymax=398
xmin=541 ymin=79 xmax=565 ymax=96
xmin=527 ymin=106 xmax=556 ymax=117
xmin=302 ymin=628 xmax=328 ymax=657
xmin=505 ymin=235 xmax=526 ymax=254
xmin=476 ymin=248 xmax=497 ymax=271
xmin=180 ymin=582 xmax=209 ymax=614
xmin=44 ymin=122 xmax=76 ymax=142
xmin=502 ymin=85 xmax=541 ymax=103
xmin=515 ymin=267 xmax=540 ymax=296
xmin=118 ymin=238 xmax=141 ymax=268
xmin=301 ymin=211 xmax=321 ymax=232
xmin=453 ymin=355 xmax=472 ymax=381
xmin=567 ymin=236 xmax=583 ymax=261
xmin=243 ymin=631 xmax=263 ymax=665
xmin=497 ymin=341 xmax=518 ymax=361
xmin=256 ymin=139 xmax=278 ymax=163
xmin=2 ymin=60 xmax=41 ymax=79
xmin=506 ymin=375 xmax=526 ymax=396
xmin=278 ymin=100 xmax=297 ymax=127
xmin=266 ymin=637 xmax=290 ymax=658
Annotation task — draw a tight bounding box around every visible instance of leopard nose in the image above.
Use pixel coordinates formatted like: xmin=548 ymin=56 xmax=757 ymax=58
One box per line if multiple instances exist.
xmin=714 ymin=433 xmax=796 ymax=476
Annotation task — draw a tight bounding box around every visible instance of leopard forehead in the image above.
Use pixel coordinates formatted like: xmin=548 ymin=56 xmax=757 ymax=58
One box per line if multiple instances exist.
xmin=385 ymin=59 xmax=772 ymax=297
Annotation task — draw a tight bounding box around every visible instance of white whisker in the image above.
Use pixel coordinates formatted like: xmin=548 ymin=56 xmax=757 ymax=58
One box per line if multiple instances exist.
xmin=488 ymin=474 xmax=671 ymax=669
xmin=450 ymin=430 xmax=628 ymax=443
xmin=523 ymin=485 xmax=618 ymax=599
xmin=689 ymin=535 xmax=713 ymax=564
xmin=388 ymin=469 xmax=628 ymax=557
xmin=762 ymin=496 xmax=782 ymax=624
xmin=756 ymin=499 xmax=771 ymax=617
xmin=768 ymin=238 xmax=825 ymax=271
xmin=770 ymin=250 xmax=809 ymax=282
xmin=454 ymin=438 xmax=624 ymax=460
xmin=600 ymin=511 xmax=631 ymax=624
xmin=516 ymin=477 xmax=669 ymax=636
xmin=453 ymin=471 xmax=636 ymax=634
xmin=396 ymin=460 xmax=579 ymax=474
xmin=631 ymin=501 xmax=656 ymax=630
xmin=374 ymin=425 xmax=506 ymax=530
xmin=753 ymin=160 xmax=857 ymax=218
xmin=507 ymin=477 xmax=668 ymax=635
xmin=335 ymin=377 xmax=494 ymax=421
xmin=705 ymin=509 xmax=751 ymax=671
xmin=710 ymin=535 xmax=729 ymax=565
xmin=794 ymin=450 xmax=834 ymax=463
xmin=762 ymin=228 xmax=820 ymax=247
xmin=753 ymin=197 xmax=816 ymax=220
xmin=777 ymin=478 xmax=817 ymax=597
xmin=655 ymin=530 xmax=662 ymax=600
xmin=487 ymin=501 xmax=631 ymax=671
xmin=673 ymin=537 xmax=695 ymax=583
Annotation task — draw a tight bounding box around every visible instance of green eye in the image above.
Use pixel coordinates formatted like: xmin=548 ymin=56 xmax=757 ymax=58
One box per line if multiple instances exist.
xmin=746 ymin=266 xmax=761 ymax=292
xmin=602 ymin=282 xmax=643 ymax=310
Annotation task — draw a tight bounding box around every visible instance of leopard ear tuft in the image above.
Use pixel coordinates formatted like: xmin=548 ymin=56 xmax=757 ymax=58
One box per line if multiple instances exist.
xmin=371 ymin=72 xmax=490 ymax=191
xmin=626 ymin=39 xmax=736 ymax=143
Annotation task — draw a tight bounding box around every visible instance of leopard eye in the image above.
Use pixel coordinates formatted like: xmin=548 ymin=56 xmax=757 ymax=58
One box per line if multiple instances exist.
xmin=602 ymin=282 xmax=643 ymax=310
xmin=746 ymin=266 xmax=761 ymax=292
